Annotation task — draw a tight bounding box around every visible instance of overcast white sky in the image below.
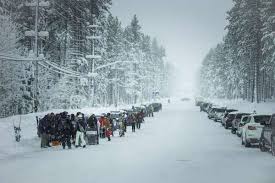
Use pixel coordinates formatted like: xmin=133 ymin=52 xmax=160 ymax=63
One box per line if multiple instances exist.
xmin=111 ymin=0 xmax=233 ymax=97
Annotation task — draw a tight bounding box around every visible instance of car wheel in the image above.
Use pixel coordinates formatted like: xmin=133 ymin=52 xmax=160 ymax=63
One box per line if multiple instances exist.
xmin=259 ymin=138 xmax=267 ymax=152
xmin=237 ymin=132 xmax=241 ymax=137
xmin=231 ymin=129 xmax=236 ymax=134
xmin=271 ymin=138 xmax=275 ymax=156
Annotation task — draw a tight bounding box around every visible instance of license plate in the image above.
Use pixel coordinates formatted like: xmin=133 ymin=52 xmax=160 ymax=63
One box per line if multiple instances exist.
xmin=86 ymin=131 xmax=97 ymax=135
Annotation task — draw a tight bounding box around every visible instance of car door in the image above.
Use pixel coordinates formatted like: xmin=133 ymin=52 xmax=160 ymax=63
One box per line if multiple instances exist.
xmin=243 ymin=116 xmax=252 ymax=135
xmin=239 ymin=116 xmax=248 ymax=131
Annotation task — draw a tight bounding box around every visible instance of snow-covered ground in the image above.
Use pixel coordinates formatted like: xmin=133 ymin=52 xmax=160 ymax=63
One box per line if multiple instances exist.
xmin=0 ymin=100 xmax=275 ymax=183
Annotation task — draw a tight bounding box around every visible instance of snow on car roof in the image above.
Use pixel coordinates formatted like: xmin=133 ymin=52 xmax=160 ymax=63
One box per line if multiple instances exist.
xmin=233 ymin=112 xmax=251 ymax=115
xmin=250 ymin=113 xmax=272 ymax=117
xmin=228 ymin=111 xmax=241 ymax=114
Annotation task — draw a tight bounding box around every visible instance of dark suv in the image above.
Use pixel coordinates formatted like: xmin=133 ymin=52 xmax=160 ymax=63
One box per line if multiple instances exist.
xmin=223 ymin=113 xmax=236 ymax=129
xmin=259 ymin=114 xmax=275 ymax=156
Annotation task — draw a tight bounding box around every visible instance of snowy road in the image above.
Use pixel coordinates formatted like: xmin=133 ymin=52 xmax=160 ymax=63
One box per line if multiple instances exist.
xmin=0 ymin=101 xmax=275 ymax=183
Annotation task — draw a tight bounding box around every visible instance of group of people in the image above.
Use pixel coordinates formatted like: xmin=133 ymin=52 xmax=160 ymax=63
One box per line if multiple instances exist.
xmin=37 ymin=109 xmax=149 ymax=149
xmin=126 ymin=111 xmax=145 ymax=132
xmin=38 ymin=112 xmax=91 ymax=149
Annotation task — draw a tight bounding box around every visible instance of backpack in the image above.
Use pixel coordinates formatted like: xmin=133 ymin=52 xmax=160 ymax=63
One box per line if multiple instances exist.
xmin=78 ymin=122 xmax=85 ymax=132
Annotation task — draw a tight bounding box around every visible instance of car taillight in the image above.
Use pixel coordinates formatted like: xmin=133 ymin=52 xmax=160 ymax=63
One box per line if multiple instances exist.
xmin=248 ymin=126 xmax=256 ymax=130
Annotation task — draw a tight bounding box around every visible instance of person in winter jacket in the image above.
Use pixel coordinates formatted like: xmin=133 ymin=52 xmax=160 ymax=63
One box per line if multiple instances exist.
xmin=106 ymin=113 xmax=114 ymax=136
xmin=99 ymin=116 xmax=106 ymax=138
xmin=70 ymin=114 xmax=77 ymax=145
xmin=105 ymin=117 xmax=112 ymax=141
xmin=75 ymin=113 xmax=86 ymax=148
xmin=39 ymin=115 xmax=50 ymax=148
xmin=123 ymin=113 xmax=128 ymax=132
xmin=137 ymin=111 xmax=144 ymax=129
xmin=88 ymin=114 xmax=98 ymax=130
xmin=61 ymin=121 xmax=73 ymax=149
xmin=118 ymin=114 xmax=125 ymax=137
xmin=128 ymin=114 xmax=136 ymax=132
xmin=150 ymin=105 xmax=154 ymax=117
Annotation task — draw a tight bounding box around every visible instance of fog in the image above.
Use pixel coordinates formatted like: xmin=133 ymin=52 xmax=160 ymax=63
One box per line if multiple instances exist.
xmin=111 ymin=0 xmax=233 ymax=97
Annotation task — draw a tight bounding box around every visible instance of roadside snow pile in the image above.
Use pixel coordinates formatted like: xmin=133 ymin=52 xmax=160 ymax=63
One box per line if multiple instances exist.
xmin=0 ymin=105 xmax=128 ymax=160
xmin=210 ymin=99 xmax=275 ymax=114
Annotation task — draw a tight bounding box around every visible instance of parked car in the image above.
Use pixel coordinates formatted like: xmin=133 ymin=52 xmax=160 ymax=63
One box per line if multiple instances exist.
xmin=201 ymin=102 xmax=211 ymax=112
xmin=221 ymin=109 xmax=238 ymax=125
xmin=140 ymin=105 xmax=149 ymax=116
xmin=206 ymin=104 xmax=216 ymax=114
xmin=213 ymin=108 xmax=227 ymax=122
xmin=236 ymin=115 xmax=250 ymax=137
xmin=181 ymin=97 xmax=191 ymax=102
xmin=195 ymin=100 xmax=203 ymax=106
xmin=208 ymin=107 xmax=217 ymax=119
xmin=110 ymin=111 xmax=122 ymax=130
xmin=150 ymin=103 xmax=162 ymax=112
xmin=259 ymin=114 xmax=275 ymax=155
xmin=223 ymin=112 xmax=238 ymax=129
xmin=242 ymin=114 xmax=271 ymax=147
xmin=231 ymin=113 xmax=251 ymax=134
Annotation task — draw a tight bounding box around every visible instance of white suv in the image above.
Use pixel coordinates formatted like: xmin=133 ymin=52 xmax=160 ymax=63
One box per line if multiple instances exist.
xmin=242 ymin=114 xmax=271 ymax=147
xmin=236 ymin=115 xmax=250 ymax=137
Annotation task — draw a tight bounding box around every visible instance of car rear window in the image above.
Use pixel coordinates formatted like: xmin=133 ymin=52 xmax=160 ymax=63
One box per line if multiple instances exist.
xmin=216 ymin=109 xmax=226 ymax=113
xmin=111 ymin=113 xmax=120 ymax=118
xmin=236 ymin=113 xmax=250 ymax=119
xmin=242 ymin=117 xmax=249 ymax=122
xmin=227 ymin=110 xmax=237 ymax=113
xmin=254 ymin=115 xmax=271 ymax=123
xmin=228 ymin=114 xmax=235 ymax=119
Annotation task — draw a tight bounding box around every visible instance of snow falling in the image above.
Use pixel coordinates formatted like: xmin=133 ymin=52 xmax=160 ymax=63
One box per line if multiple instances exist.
xmin=0 ymin=0 xmax=275 ymax=183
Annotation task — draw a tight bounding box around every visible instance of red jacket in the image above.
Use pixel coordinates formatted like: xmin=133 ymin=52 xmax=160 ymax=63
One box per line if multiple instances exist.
xmin=99 ymin=117 xmax=105 ymax=127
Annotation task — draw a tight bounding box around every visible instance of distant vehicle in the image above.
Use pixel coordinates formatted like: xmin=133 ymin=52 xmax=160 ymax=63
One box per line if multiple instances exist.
xmin=213 ymin=108 xmax=227 ymax=122
xmin=181 ymin=97 xmax=191 ymax=102
xmin=195 ymin=97 xmax=204 ymax=106
xmin=236 ymin=115 xmax=250 ymax=137
xmin=242 ymin=114 xmax=271 ymax=147
xmin=200 ymin=102 xmax=212 ymax=112
xmin=231 ymin=113 xmax=251 ymax=134
xmin=259 ymin=114 xmax=275 ymax=155
xmin=206 ymin=104 xmax=215 ymax=114
xmin=110 ymin=111 xmax=123 ymax=130
xmin=208 ymin=107 xmax=219 ymax=119
xmin=110 ymin=111 xmax=121 ymax=119
xmin=150 ymin=103 xmax=162 ymax=112
xmin=195 ymin=100 xmax=203 ymax=106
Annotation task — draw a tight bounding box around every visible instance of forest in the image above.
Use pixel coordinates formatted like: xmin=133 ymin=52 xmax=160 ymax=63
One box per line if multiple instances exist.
xmin=0 ymin=0 xmax=171 ymax=117
xmin=199 ymin=0 xmax=275 ymax=103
